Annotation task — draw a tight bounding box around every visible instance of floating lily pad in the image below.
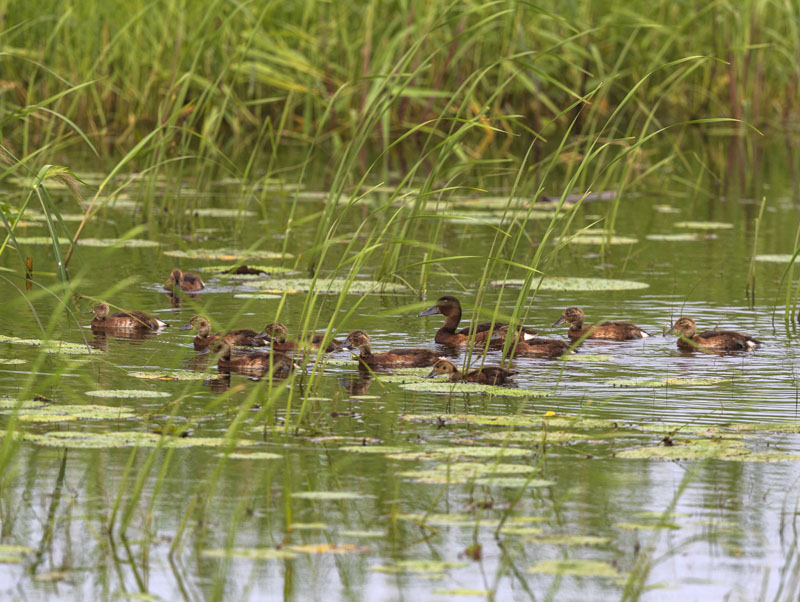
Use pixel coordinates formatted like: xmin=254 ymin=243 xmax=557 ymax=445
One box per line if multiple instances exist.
xmin=399 ymin=413 xmax=616 ymax=430
xmin=498 ymin=525 xmax=545 ymax=534
xmin=200 ymin=265 xmax=293 ymax=275
xmin=288 ymin=522 xmax=328 ymax=531
xmin=0 ymin=358 xmax=25 ymax=365
xmin=339 ymin=445 xmax=410 ymax=454
xmin=397 ymin=470 xmax=479 ymax=484
xmin=482 ymin=431 xmax=596 ymax=444
xmin=493 ymin=277 xmax=649 ymax=291
xmin=246 ymin=278 xmax=409 ymax=295
xmin=646 ymin=233 xmax=716 ymax=242
xmin=22 ymin=431 xmax=256 ymax=449
xmin=292 ymin=491 xmax=365 ymax=501
xmin=0 ymin=335 xmax=100 ymax=355
xmin=435 ymin=462 xmax=535 ymax=475
xmin=753 ymin=254 xmax=796 ymax=263
xmin=21 ymin=212 xmax=87 ymax=222
xmin=616 ymin=522 xmax=680 ymax=530
xmin=526 ymin=559 xmax=620 ymax=577
xmin=561 ymin=354 xmax=613 ymax=362
xmin=232 ymin=293 xmax=283 ymax=300
xmin=724 ymin=452 xmax=800 ymax=462
xmin=371 ymin=560 xmax=468 ymax=574
xmin=474 ymin=477 xmax=554 ymax=488
xmin=289 ymin=543 xmax=371 ymax=555
xmin=129 ymin=370 xmax=216 ymax=381
xmin=164 ymin=248 xmax=291 ymax=260
xmin=653 ymin=204 xmax=681 ymax=214
xmin=0 ymin=544 xmax=34 ymax=563
xmin=616 ymin=439 xmax=747 ymax=460
xmin=186 ymin=208 xmax=256 ymax=217
xmin=567 ymin=235 xmax=638 ymax=245
xmin=340 ymin=530 xmax=385 ymax=539
xmin=0 ymin=398 xmax=45 ymax=410
xmin=674 ymin=221 xmax=733 ymax=230
xmin=218 ymin=451 xmax=283 ymax=460
xmin=375 ymin=374 xmax=430 ymax=384
xmin=729 ymin=423 xmax=800 ymax=433
xmin=608 ymin=377 xmax=729 ymax=388
xmin=202 ymin=547 xmax=297 ymax=560
xmin=86 ymin=389 xmax=171 ymax=399
xmin=79 ymin=238 xmax=160 ymax=248
xmin=399 ymin=381 xmax=548 ymax=398
xmin=433 ymin=590 xmax=489 ymax=597
xmin=387 ymin=446 xmax=532 ymax=461
xmin=529 ymin=535 xmax=611 ymax=546
xmin=14 ymin=404 xmax=136 ymax=422
xmin=321 ymin=358 xmax=361 ymax=367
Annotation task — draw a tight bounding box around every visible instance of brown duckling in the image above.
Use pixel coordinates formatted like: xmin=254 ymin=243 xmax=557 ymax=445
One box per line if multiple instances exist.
xmin=216 ymin=340 xmax=296 ymax=377
xmin=553 ymin=307 xmax=649 ymax=341
xmin=493 ymin=325 xmax=573 ymax=357
xmin=179 ymin=315 xmax=265 ymax=351
xmin=164 ymin=268 xmax=205 ymax=292
xmin=418 ymin=295 xmax=536 ymax=346
xmin=668 ymin=317 xmax=761 ymax=352
xmin=337 ymin=330 xmax=440 ymax=368
xmin=426 ymin=358 xmax=517 ymax=385
xmin=90 ymin=303 xmax=168 ymax=331
xmin=256 ymin=322 xmax=341 ymax=352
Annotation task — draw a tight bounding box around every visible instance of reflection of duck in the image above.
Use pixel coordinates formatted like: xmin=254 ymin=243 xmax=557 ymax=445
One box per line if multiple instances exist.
xmin=337 ymin=331 xmax=439 ymax=367
xmin=492 ymin=325 xmax=572 ymax=357
xmin=90 ymin=303 xmax=168 ymax=331
xmin=418 ymin=296 xmax=537 ymax=346
xmin=340 ymin=374 xmax=372 ymax=396
xmin=553 ymin=307 xmax=648 ymax=341
xmin=216 ymin=340 xmax=296 ymax=377
xmin=179 ymin=315 xmax=264 ymax=350
xmin=205 ymin=372 xmax=231 ymax=393
xmin=668 ymin=317 xmax=761 ymax=351
xmin=164 ymin=268 xmax=205 ymax=292
xmin=256 ymin=322 xmax=341 ymax=352
xmin=426 ymin=358 xmax=517 ymax=385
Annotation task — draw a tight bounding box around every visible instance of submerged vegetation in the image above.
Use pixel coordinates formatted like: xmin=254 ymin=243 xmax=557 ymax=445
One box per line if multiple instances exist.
xmin=1 ymin=0 xmax=800 ymax=600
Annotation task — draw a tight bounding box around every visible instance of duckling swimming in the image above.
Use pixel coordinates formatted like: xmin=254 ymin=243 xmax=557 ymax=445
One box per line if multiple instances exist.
xmin=426 ymin=358 xmax=517 ymax=385
xmin=338 ymin=330 xmax=439 ymax=368
xmin=216 ymin=340 xmax=296 ymax=377
xmin=164 ymin=268 xmax=205 ymax=292
xmin=179 ymin=315 xmax=265 ymax=351
xmin=492 ymin=325 xmax=573 ymax=357
xmin=668 ymin=317 xmax=761 ymax=352
xmin=553 ymin=307 xmax=648 ymax=341
xmin=418 ymin=295 xmax=536 ymax=346
xmin=256 ymin=322 xmax=341 ymax=352
xmin=90 ymin=303 xmax=168 ymax=331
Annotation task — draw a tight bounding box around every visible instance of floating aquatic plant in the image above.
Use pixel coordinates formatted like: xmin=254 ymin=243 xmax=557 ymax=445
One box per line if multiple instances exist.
xmin=0 ymin=358 xmax=25 ymax=365
xmin=202 ymin=548 xmax=297 ymax=560
xmin=646 ymin=233 xmax=716 ymax=241
xmin=399 ymin=413 xmax=616 ymax=430
xmin=526 ymin=559 xmax=620 ymax=577
xmin=608 ymin=377 xmax=729 ymax=388
xmin=399 ymin=381 xmax=548 ymax=398
xmin=164 ymin=248 xmax=290 ymax=260
xmin=482 ymin=431 xmax=597 ymax=443
xmin=493 ymin=277 xmax=649 ymax=291
xmin=567 ymin=235 xmax=638 ymax=245
xmin=561 ymin=354 xmax=613 ymax=362
xmin=186 ymin=208 xmax=257 ymax=217
xmin=616 ymin=522 xmax=680 ymax=530
xmin=217 ymin=451 xmax=283 ymax=460
xmin=674 ymin=221 xmax=734 ymax=230
xmin=246 ymin=278 xmax=409 ymax=294
xmin=200 ymin=264 xmax=293 ymax=275
xmin=129 ymin=370 xmax=219 ymax=381
xmin=85 ymin=389 xmax=171 ymax=399
xmin=0 ymin=544 xmax=34 ymax=564
xmin=616 ymin=439 xmax=748 ymax=460
xmin=14 ymin=404 xmax=136 ymax=422
xmin=529 ymin=535 xmax=611 ymax=546
xmin=289 ymin=543 xmax=371 ymax=555
xmin=371 ymin=560 xmax=468 ymax=574
xmin=292 ymin=491 xmax=365 ymax=500
xmin=387 ymin=446 xmax=533 ymax=461
xmin=340 ymin=530 xmax=385 ymax=539
xmin=232 ymin=293 xmax=283 ymax=300
xmin=339 ymin=445 xmax=410 ymax=454
xmin=21 ymin=431 xmax=256 ymax=449
xmin=0 ymin=335 xmax=100 ymax=355
xmin=753 ymin=254 xmax=795 ymax=263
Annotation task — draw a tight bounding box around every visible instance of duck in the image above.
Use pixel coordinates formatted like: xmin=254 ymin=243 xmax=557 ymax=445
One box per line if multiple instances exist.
xmin=337 ymin=330 xmax=440 ymax=368
xmin=216 ymin=340 xmax=296 ymax=377
xmin=90 ymin=303 xmax=168 ymax=331
xmin=492 ymin=325 xmax=573 ymax=357
xmin=179 ymin=315 xmax=265 ymax=351
xmin=418 ymin=296 xmax=537 ymax=346
xmin=426 ymin=358 xmax=517 ymax=385
xmin=668 ymin=317 xmax=761 ymax=352
xmin=553 ymin=307 xmax=649 ymax=341
xmin=256 ymin=322 xmax=341 ymax=352
xmin=164 ymin=268 xmax=205 ymax=292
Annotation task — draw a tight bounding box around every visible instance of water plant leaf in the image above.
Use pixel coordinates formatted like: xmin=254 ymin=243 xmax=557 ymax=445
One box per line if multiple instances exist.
xmin=653 ymin=204 xmax=681 ymax=214
xmin=22 ymin=431 xmax=256 ymax=449
xmin=608 ymin=377 xmax=729 ymax=388
xmin=528 ymin=535 xmax=611 ymax=546
xmin=0 ymin=544 xmax=34 ymax=563
xmin=202 ymin=548 xmax=297 ymax=560
xmin=0 ymin=335 xmax=101 ymax=355
xmin=86 ymin=389 xmax=171 ymax=399
xmin=399 ymin=413 xmax=616 ymax=430
xmin=200 ymin=265 xmax=293 ymax=275
xmin=246 ymin=278 xmax=409 ymax=294
xmin=435 ymin=461 xmax=535 ymax=475
xmin=14 ymin=404 xmax=136 ymax=422
xmin=567 ymin=235 xmax=638 ymax=245
xmin=288 ymin=543 xmax=371 ymax=554
xmin=526 ymin=559 xmax=620 ymax=577
xmin=674 ymin=221 xmax=734 ymax=230
xmin=291 ymin=491 xmax=365 ymax=500
xmin=433 ymin=590 xmax=489 ymax=597
xmin=753 ymin=254 xmax=795 ymax=263
xmin=493 ymin=277 xmax=649 ymax=291
xmin=482 ymin=431 xmax=597 ymax=443
xmin=186 ymin=208 xmax=257 ymax=217
xmin=729 ymin=423 xmax=800 ymax=433
xmin=399 ymin=381 xmax=548 ymax=398
xmin=646 ymin=233 xmax=716 ymax=241
xmin=78 ymin=238 xmax=160 ymax=248
xmin=616 ymin=439 xmax=747 ymax=460
xmin=616 ymin=522 xmax=680 ymax=530
xmin=217 ymin=451 xmax=283 ymax=460
xmin=387 ymin=446 xmax=533 ymax=461
xmin=340 ymin=530 xmax=385 ymax=539
xmin=288 ymin=522 xmax=328 ymax=531
xmin=0 ymin=398 xmax=46 ymax=409
xmin=498 ymin=525 xmax=545 ymax=534
xmin=339 ymin=445 xmax=410 ymax=454
xmin=371 ymin=560 xmax=468 ymax=574
xmin=474 ymin=477 xmax=554 ymax=488
xmin=129 ymin=370 xmax=223 ymax=381
xmin=232 ymin=293 xmax=283 ymax=300
xmin=0 ymin=358 xmax=26 ymax=365
xmin=164 ymin=248 xmax=291 ymax=260
xmin=561 ymin=354 xmax=613 ymax=362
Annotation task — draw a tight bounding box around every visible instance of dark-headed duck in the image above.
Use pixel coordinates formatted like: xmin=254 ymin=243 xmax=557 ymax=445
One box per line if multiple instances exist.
xmin=418 ymin=296 xmax=536 ymax=346
xmin=426 ymin=358 xmax=517 ymax=385
xmin=493 ymin=325 xmax=573 ymax=357
xmin=90 ymin=303 xmax=168 ymax=331
xmin=338 ymin=330 xmax=439 ymax=368
xmin=216 ymin=340 xmax=296 ymax=377
xmin=164 ymin=268 xmax=205 ymax=292
xmin=553 ymin=307 xmax=648 ymax=341
xmin=256 ymin=322 xmax=341 ymax=352
xmin=179 ymin=315 xmax=265 ymax=351
xmin=668 ymin=317 xmax=761 ymax=352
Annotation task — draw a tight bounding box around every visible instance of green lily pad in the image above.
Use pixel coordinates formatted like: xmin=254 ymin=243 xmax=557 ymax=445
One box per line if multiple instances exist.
xmin=22 ymin=431 xmax=256 ymax=449
xmin=288 ymin=522 xmax=328 ymax=531
xmin=0 ymin=544 xmax=34 ymax=563
xmin=616 ymin=522 xmax=680 ymax=530
xmin=474 ymin=477 xmax=554 ymax=488
xmin=371 ymin=560 xmax=468 ymax=574
xmin=20 ymin=211 xmax=86 ymax=222
xmin=0 ymin=398 xmax=46 ymax=410
xmin=498 ymin=525 xmax=545 ymax=534
xmin=674 ymin=221 xmax=733 ymax=230
xmin=567 ymin=235 xmax=638 ymax=245
xmin=232 ymin=294 xmax=283 ymax=300
xmin=218 ymin=451 xmax=283 ymax=460
xmin=729 ymin=423 xmax=800 ymax=433
xmin=616 ymin=439 xmax=746 ymax=460
xmin=493 ymin=277 xmax=649 ymax=291
xmin=608 ymin=377 xmax=729 ymax=387
xmin=653 ymin=204 xmax=681 ymax=214
xmin=526 ymin=559 xmax=620 ymax=577
xmin=482 ymin=431 xmax=596 ymax=443
xmin=246 ymin=278 xmax=409 ymax=294
xmin=14 ymin=404 xmax=136 ymax=422
xmin=646 ymin=233 xmax=716 ymax=241
xmin=375 ymin=374 xmax=430 ymax=384
xmin=561 ymin=354 xmax=613 ymax=362
xmin=86 ymin=390 xmax=171 ymax=399
xmin=0 ymin=358 xmax=25 ymax=365
xmin=0 ymin=335 xmax=101 ymax=355
xmin=79 ymin=238 xmax=160 ymax=248
xmin=288 ymin=543 xmax=371 ymax=555
xmin=129 ymin=370 xmax=218 ymax=381
xmin=399 ymin=381 xmax=548 ymax=398
xmin=339 ymin=445 xmax=410 ymax=454
xmin=753 ymin=254 xmax=796 ymax=263
xmin=202 ymin=547 xmax=297 ymax=560
xmin=724 ymin=452 xmax=800 ymax=462
xmin=433 ymin=590 xmax=489 ymax=597
xmin=435 ymin=461 xmax=535 ymax=475
xmin=292 ymin=491 xmax=365 ymax=501
xmin=529 ymin=535 xmax=611 ymax=546
xmin=164 ymin=248 xmax=291 ymax=261
xmin=186 ymin=208 xmax=256 ymax=217
xmin=340 ymin=530 xmax=385 ymax=538
xmin=399 ymin=413 xmax=616 ymax=430
xmin=387 ymin=446 xmax=533 ymax=461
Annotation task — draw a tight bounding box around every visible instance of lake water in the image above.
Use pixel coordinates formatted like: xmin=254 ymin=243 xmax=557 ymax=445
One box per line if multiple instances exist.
xmin=1 ymin=140 xmax=800 ymax=601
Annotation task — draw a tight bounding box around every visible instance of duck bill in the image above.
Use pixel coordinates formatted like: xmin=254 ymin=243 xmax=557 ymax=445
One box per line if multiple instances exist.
xmin=178 ymin=322 xmax=194 ymax=331
xmin=254 ymin=331 xmax=268 ymax=340
xmin=418 ymin=305 xmax=440 ymax=317
xmin=424 ymin=368 xmax=437 ymax=378
xmin=336 ymin=344 xmax=354 ymax=352
xmin=552 ymin=316 xmax=565 ymax=327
